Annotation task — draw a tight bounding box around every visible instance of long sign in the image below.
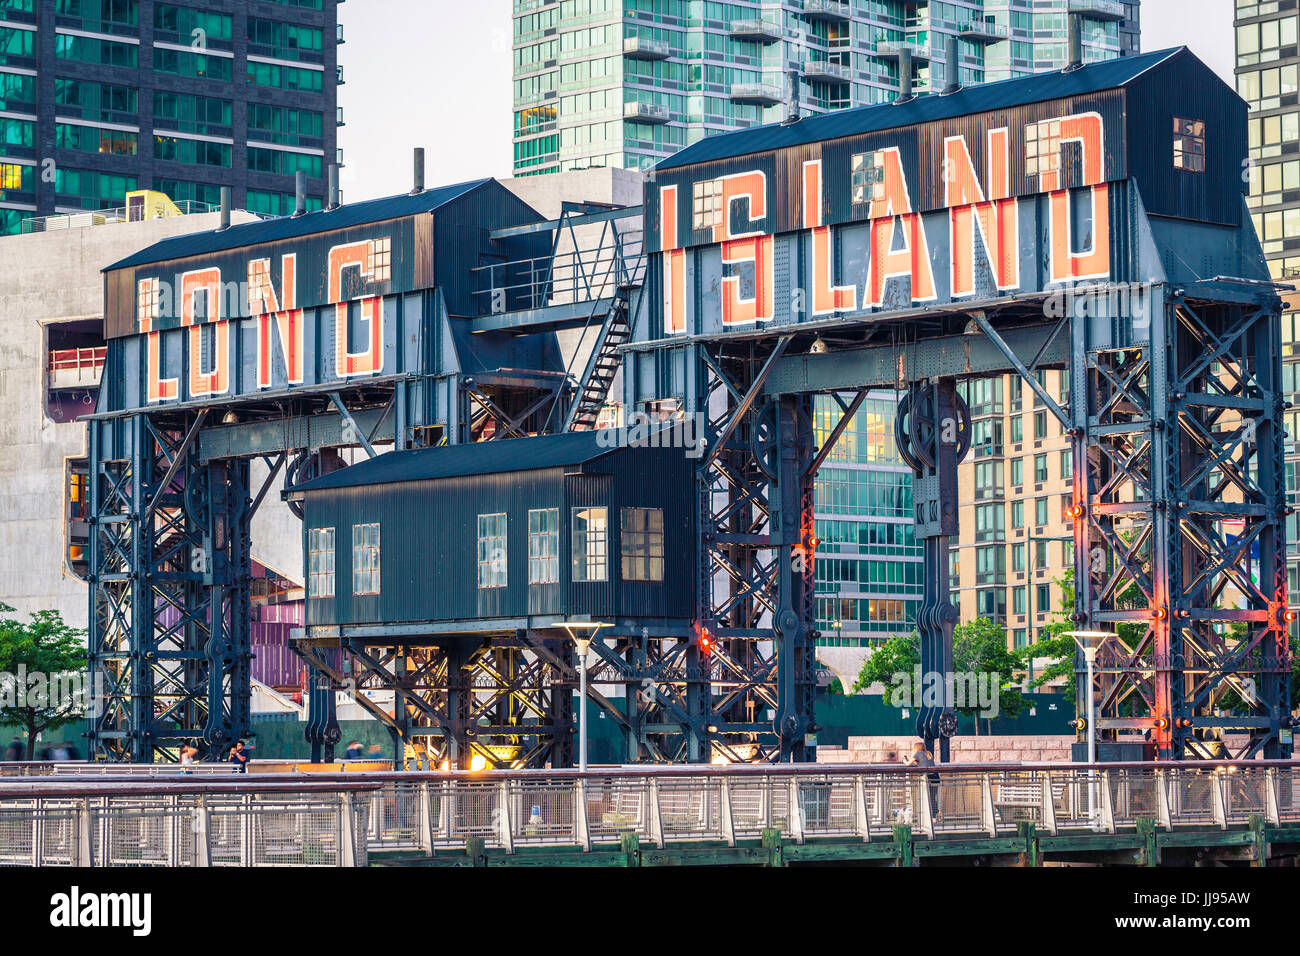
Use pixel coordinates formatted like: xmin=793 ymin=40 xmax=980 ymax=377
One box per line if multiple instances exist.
xmin=114 ymin=222 xmax=409 ymax=407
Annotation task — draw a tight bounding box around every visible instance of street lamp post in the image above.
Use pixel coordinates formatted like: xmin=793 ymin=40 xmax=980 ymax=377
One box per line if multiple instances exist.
xmin=1066 ymin=630 xmax=1110 ymax=827
xmin=561 ymin=622 xmax=608 ymax=773
xmin=575 ymin=637 xmax=591 ymax=772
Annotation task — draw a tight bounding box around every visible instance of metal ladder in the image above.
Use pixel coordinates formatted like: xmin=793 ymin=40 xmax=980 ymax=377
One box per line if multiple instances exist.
xmin=563 ymin=282 xmax=637 ymax=431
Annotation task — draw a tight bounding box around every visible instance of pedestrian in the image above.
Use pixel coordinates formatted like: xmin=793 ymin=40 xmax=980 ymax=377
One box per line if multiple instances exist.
xmin=904 ymin=740 xmax=943 ymax=824
xmin=344 ymin=740 xmax=363 ymax=760
xmin=180 ymin=742 xmax=199 ymax=766
xmin=4 ymin=737 xmax=24 ymax=762
xmin=228 ymin=740 xmax=249 ymax=773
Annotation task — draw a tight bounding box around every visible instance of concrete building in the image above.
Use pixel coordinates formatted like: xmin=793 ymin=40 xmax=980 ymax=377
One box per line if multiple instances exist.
xmin=0 ymin=0 xmax=342 ymax=235
xmin=511 ymin=0 xmax=1141 ymax=176
xmin=1236 ymin=1 xmax=1300 ymax=645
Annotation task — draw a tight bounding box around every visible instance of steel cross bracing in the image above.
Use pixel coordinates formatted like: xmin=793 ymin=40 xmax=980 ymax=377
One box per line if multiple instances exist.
xmin=1072 ymin=292 xmax=1293 ymax=759
xmin=646 ymin=279 xmax=1291 ymax=765
xmin=87 ymin=411 xmax=257 ymax=762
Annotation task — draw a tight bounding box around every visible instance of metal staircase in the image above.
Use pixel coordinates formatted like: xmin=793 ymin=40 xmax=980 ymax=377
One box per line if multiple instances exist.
xmin=563 ymin=281 xmax=637 ymax=431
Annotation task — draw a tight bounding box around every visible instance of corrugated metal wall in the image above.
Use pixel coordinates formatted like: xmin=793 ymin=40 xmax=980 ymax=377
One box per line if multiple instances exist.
xmin=302 ymin=445 xmax=695 ymax=629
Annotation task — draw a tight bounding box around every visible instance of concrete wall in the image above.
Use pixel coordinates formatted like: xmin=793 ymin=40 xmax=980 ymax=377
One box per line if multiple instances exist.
xmin=818 ymin=735 xmax=1076 ymax=765
xmin=0 ymin=210 xmax=260 ymax=626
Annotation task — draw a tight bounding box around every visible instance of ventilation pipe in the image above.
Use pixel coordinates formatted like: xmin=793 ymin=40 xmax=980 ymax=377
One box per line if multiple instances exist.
xmin=942 ymin=35 xmax=961 ymax=95
xmin=291 ymin=171 xmax=307 ymax=218
xmin=327 ymin=164 xmax=340 ymax=210
xmin=783 ymin=68 xmax=801 ymax=125
xmin=1065 ymin=14 xmax=1083 ymax=72
xmin=411 ymin=147 xmax=425 ymax=196
xmin=217 ymin=186 xmax=230 ymax=230
xmin=896 ymin=48 xmax=913 ymax=104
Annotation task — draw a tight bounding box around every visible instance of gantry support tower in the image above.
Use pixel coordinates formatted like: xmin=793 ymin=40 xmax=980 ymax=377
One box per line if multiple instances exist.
xmin=631 ymin=46 xmax=1293 ymax=762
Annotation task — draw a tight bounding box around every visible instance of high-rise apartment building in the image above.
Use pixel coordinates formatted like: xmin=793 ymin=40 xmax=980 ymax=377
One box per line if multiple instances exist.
xmin=953 ymin=370 xmax=1075 ymax=654
xmin=511 ymin=0 xmax=1140 ymax=176
xmin=812 ymin=392 xmax=920 ymax=650
xmin=0 ymin=0 xmax=341 ymax=235
xmin=1236 ymin=0 xmax=1300 ymax=643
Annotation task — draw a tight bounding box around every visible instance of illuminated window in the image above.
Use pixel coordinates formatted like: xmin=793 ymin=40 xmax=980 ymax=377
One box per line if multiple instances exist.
xmin=691 ymin=178 xmax=721 ymax=230
xmin=477 ymin=513 xmax=507 ymax=589
xmin=308 ymin=527 xmax=335 ymax=598
xmin=620 ymin=507 xmax=664 ymax=582
xmin=0 ymin=162 xmax=24 ymax=189
xmin=528 ymin=508 xmax=558 ymax=584
xmin=1025 ymin=119 xmax=1060 ymax=179
xmin=352 ymin=523 xmax=380 ymax=595
xmin=571 ymin=507 xmax=608 ymax=582
xmin=1173 ymin=117 xmax=1205 ymax=172
xmin=850 ymin=150 xmax=884 ymax=204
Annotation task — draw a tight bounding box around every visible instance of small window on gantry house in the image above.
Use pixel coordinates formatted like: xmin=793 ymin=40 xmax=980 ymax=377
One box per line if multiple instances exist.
xmin=1173 ymin=117 xmax=1205 ymax=172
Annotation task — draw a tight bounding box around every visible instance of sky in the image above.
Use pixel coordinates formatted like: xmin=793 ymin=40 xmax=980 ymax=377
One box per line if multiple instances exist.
xmin=338 ymin=0 xmax=1236 ymax=203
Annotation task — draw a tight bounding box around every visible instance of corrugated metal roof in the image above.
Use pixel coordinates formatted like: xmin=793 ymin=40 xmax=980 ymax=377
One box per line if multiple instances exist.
xmin=105 ymin=178 xmax=494 ymax=271
xmin=655 ymin=47 xmax=1186 ymax=172
xmin=291 ymin=430 xmax=623 ymax=493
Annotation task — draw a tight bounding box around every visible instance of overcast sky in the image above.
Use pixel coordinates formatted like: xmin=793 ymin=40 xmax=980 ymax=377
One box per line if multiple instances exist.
xmin=337 ymin=0 xmax=1236 ymax=202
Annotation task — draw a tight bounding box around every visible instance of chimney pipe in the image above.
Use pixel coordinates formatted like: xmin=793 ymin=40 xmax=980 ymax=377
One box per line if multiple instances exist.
xmin=327 ymin=164 xmax=340 ymax=210
xmin=291 ymin=171 xmax=307 ymax=218
xmin=783 ymin=68 xmax=801 ymax=125
xmin=896 ymin=48 xmax=913 ymax=104
xmin=942 ymin=36 xmax=961 ymax=95
xmin=411 ymin=147 xmax=425 ymax=196
xmin=1065 ymin=13 xmax=1083 ymax=72
xmin=218 ymin=186 xmax=230 ymax=231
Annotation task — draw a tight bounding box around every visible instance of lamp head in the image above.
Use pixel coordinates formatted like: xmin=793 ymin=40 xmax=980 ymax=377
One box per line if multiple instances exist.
xmin=1066 ymin=630 xmax=1110 ymax=661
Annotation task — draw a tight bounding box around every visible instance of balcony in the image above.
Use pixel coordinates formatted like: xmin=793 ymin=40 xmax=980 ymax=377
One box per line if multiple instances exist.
xmin=960 ymin=19 xmax=1010 ymax=42
xmin=729 ymin=82 xmax=784 ymax=106
xmin=729 ymin=18 xmax=782 ymax=43
xmin=1067 ymin=0 xmax=1127 ymax=21
xmin=48 ymin=347 xmax=106 ymax=390
xmin=804 ymin=59 xmax=853 ymax=83
xmin=875 ymin=40 xmax=932 ymax=62
xmin=623 ymin=36 xmax=670 ymax=60
xmin=623 ymin=101 xmax=670 ymax=124
xmin=803 ymin=0 xmax=851 ymax=23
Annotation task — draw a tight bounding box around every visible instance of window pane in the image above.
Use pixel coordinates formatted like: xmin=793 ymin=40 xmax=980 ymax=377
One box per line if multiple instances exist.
xmin=351 ymin=523 xmax=380 ymax=595
xmin=308 ymin=527 xmax=334 ymax=598
xmin=528 ymin=508 xmax=559 ymax=584
xmin=477 ymin=513 xmax=508 ymax=588
xmin=572 ymin=507 xmax=608 ymax=582
xmin=620 ymin=507 xmax=664 ymax=582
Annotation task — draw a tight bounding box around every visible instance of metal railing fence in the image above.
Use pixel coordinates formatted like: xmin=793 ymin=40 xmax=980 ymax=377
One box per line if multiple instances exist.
xmin=0 ymin=761 xmax=1294 ymax=864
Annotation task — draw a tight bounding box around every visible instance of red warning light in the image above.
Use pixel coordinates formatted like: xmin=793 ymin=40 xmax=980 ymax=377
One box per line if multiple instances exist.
xmin=1154 ymin=607 xmax=1168 ymax=621
xmin=1065 ymin=503 xmax=1084 ymax=520
xmin=1285 ymin=609 xmax=1296 ymax=623
xmin=699 ymin=632 xmax=714 ymax=655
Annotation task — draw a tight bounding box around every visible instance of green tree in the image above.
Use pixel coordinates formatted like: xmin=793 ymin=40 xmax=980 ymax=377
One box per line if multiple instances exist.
xmin=1020 ymin=568 xmax=1079 ymax=702
xmin=852 ymin=631 xmax=919 ymax=700
xmin=0 ymin=603 xmax=87 ymax=759
xmin=852 ymin=618 xmax=1030 ymax=732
